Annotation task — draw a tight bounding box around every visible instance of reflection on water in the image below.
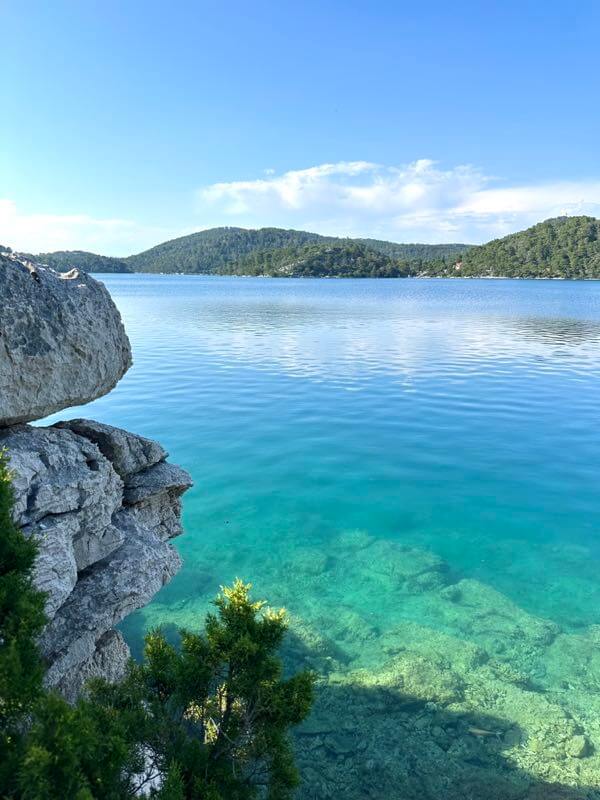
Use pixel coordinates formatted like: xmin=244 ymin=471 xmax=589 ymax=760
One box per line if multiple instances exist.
xmin=508 ymin=315 xmax=600 ymax=345
xmin=46 ymin=276 xmax=600 ymax=799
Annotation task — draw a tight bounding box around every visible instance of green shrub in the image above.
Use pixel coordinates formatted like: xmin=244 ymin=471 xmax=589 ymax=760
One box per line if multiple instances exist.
xmin=0 ymin=449 xmax=314 ymax=799
xmin=0 ymin=450 xmax=47 ymax=792
xmin=91 ymin=579 xmax=315 ymax=799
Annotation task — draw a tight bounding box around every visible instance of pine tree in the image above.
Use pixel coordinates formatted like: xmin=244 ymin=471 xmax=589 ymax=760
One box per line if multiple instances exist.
xmin=0 ymin=449 xmax=47 ymax=794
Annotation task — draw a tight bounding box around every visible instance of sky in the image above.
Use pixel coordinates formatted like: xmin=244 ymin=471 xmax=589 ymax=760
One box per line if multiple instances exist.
xmin=2 ymin=0 xmax=600 ymax=254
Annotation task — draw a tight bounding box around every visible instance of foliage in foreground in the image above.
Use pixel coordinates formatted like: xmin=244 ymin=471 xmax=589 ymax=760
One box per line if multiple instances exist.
xmin=0 ymin=450 xmax=47 ymax=790
xmin=0 ymin=451 xmax=314 ymax=799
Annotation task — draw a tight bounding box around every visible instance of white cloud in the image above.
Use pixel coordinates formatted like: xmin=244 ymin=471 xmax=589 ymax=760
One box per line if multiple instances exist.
xmin=0 ymin=200 xmax=186 ymax=256
xmin=197 ymin=160 xmax=600 ymax=243
xmin=4 ymin=161 xmax=600 ymax=255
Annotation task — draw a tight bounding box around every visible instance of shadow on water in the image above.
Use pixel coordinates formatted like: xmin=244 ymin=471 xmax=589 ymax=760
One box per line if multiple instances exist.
xmin=122 ymin=619 xmax=600 ymax=800
xmin=282 ymin=632 xmax=600 ymax=800
xmin=293 ymin=682 xmax=600 ymax=800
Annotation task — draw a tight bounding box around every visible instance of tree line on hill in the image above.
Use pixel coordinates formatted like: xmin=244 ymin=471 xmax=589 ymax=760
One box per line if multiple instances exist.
xmin=16 ymin=215 xmax=600 ymax=279
xmin=31 ymin=250 xmax=134 ymax=273
xmin=220 ymin=241 xmax=414 ymax=278
xmin=24 ymin=227 xmax=468 ymax=277
xmin=426 ymin=216 xmax=600 ymax=279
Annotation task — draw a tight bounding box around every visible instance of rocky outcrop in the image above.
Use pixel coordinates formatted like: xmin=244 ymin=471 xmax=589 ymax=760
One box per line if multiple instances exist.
xmin=0 ymin=253 xmax=132 ymax=426
xmin=0 ymin=257 xmax=191 ymax=701
xmin=1 ymin=420 xmax=191 ymax=701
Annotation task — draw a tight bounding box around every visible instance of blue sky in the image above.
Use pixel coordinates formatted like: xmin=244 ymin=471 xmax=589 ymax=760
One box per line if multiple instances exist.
xmin=2 ymin=0 xmax=600 ymax=254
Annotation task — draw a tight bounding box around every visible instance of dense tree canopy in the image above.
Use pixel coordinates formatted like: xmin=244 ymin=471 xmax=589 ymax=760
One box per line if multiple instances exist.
xmin=355 ymin=238 xmax=468 ymax=261
xmin=124 ymin=228 xmax=327 ymax=274
xmin=423 ymin=216 xmax=600 ymax=279
xmin=124 ymin=229 xmax=470 ymax=275
xmin=32 ymin=250 xmax=133 ymax=273
xmin=27 ymin=229 xmax=467 ymax=275
xmin=221 ymin=241 xmax=414 ymax=277
xmin=24 ymin=217 xmax=600 ymax=278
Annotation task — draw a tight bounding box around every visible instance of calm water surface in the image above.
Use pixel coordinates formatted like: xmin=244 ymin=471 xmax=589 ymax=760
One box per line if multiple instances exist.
xmin=48 ymin=275 xmax=600 ymax=798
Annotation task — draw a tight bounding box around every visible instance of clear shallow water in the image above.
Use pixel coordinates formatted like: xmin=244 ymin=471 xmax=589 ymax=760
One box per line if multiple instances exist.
xmin=47 ymin=276 xmax=600 ymax=798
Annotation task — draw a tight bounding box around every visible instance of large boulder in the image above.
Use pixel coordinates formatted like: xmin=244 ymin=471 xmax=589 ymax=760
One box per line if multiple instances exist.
xmin=0 ymin=254 xmax=131 ymax=426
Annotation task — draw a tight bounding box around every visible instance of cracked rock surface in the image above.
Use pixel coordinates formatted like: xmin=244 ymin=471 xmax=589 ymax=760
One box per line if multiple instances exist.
xmin=1 ymin=256 xmax=191 ymax=701
xmin=1 ymin=420 xmax=191 ymax=700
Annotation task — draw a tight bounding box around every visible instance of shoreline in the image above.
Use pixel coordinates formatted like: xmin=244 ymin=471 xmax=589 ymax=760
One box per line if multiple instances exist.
xmin=91 ymin=271 xmax=600 ymax=282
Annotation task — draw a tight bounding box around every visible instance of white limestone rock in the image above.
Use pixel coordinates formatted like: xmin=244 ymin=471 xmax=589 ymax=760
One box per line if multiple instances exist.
xmin=0 ymin=254 xmax=131 ymax=426
xmin=55 ymin=418 xmax=167 ymax=478
xmin=54 ymin=630 xmax=131 ymax=704
xmin=0 ymin=424 xmax=124 ymax=615
xmin=39 ymin=510 xmax=181 ymax=695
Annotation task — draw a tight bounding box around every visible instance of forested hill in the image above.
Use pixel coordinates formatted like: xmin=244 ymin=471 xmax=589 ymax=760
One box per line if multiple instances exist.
xmin=32 ymin=250 xmax=133 ymax=273
xmin=425 ymin=216 xmax=600 ymax=279
xmin=25 ymin=227 xmax=469 ymax=274
xmin=356 ymin=239 xmax=468 ymax=261
xmin=222 ymin=241 xmax=413 ymax=278
xmin=123 ymin=227 xmax=470 ymax=274
xmin=124 ymin=227 xmax=328 ymax=273
xmin=24 ymin=218 xmax=600 ymax=278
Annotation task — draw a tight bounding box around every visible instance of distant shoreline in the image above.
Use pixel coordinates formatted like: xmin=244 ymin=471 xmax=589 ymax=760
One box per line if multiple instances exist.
xmin=92 ymin=272 xmax=600 ymax=282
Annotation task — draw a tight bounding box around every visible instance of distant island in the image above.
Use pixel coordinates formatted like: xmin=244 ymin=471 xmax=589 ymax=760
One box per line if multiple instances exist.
xmin=31 ymin=250 xmax=133 ymax=274
xmin=25 ymin=228 xmax=467 ymax=277
xmin=426 ymin=216 xmax=600 ymax=280
xmin=11 ymin=215 xmax=600 ymax=280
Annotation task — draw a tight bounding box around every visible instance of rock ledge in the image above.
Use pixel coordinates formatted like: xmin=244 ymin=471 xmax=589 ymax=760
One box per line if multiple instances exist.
xmin=1 ymin=420 xmax=192 ymax=701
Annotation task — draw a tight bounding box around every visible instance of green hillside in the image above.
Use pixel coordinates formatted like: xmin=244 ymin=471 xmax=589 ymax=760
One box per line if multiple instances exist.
xmin=33 ymin=250 xmax=132 ymax=273
xmin=425 ymin=216 xmax=600 ymax=279
xmin=26 ymin=218 xmax=600 ymax=279
xmin=124 ymin=227 xmax=328 ymax=273
xmin=222 ymin=241 xmax=412 ymax=278
xmin=122 ymin=227 xmax=470 ymax=274
xmin=27 ymin=228 xmax=470 ymax=275
xmin=356 ymin=238 xmax=469 ymax=261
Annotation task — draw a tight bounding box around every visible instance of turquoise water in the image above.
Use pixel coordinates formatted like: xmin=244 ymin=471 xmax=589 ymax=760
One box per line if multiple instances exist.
xmin=49 ymin=275 xmax=600 ymax=798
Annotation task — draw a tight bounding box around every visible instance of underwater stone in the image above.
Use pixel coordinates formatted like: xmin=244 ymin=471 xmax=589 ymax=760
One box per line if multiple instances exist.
xmin=565 ymin=735 xmax=590 ymax=758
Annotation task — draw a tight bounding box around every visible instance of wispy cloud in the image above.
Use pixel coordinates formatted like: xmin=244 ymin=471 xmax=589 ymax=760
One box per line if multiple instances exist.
xmin=4 ymin=161 xmax=600 ymax=255
xmin=198 ymin=160 xmax=600 ymax=243
xmin=0 ymin=200 xmax=184 ymax=256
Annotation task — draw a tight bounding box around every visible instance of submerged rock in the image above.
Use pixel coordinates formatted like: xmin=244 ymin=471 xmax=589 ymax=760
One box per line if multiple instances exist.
xmin=565 ymin=735 xmax=590 ymax=759
xmin=0 ymin=254 xmax=131 ymax=426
